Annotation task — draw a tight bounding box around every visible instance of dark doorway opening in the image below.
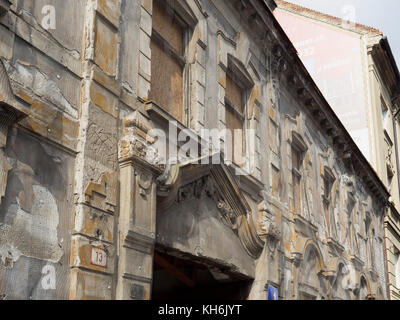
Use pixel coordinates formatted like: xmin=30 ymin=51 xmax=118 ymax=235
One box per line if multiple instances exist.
xmin=152 ymin=249 xmax=252 ymax=300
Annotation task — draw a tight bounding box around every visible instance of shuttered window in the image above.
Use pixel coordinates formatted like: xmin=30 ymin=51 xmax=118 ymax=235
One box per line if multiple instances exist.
xmin=292 ymin=146 xmax=302 ymax=214
xmin=225 ymin=73 xmax=245 ymax=167
xmin=150 ymin=0 xmax=185 ymax=122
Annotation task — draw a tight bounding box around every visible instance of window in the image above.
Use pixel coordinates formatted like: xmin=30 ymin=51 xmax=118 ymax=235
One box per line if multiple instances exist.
xmin=323 ymin=167 xmax=335 ymax=225
xmin=225 ymin=71 xmax=246 ymax=167
xmin=395 ymin=249 xmax=400 ymax=289
xmin=271 ymin=164 xmax=280 ymax=198
xmin=381 ymin=97 xmax=388 ymax=130
xmin=269 ymin=118 xmax=279 ymax=154
xmin=291 ymin=146 xmax=302 ymax=214
xmin=323 ymin=176 xmax=332 ymax=228
xmin=387 ymin=165 xmax=394 ymax=189
xmin=149 ymin=0 xmax=187 ymax=122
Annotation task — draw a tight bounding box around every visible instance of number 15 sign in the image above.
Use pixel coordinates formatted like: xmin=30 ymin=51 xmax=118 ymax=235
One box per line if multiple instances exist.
xmin=90 ymin=246 xmax=108 ymax=268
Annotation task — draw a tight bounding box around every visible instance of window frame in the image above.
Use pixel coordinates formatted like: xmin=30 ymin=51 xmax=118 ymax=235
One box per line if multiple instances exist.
xmin=150 ymin=0 xmax=192 ymax=125
xmin=224 ymin=55 xmax=254 ymax=168
xmin=322 ymin=167 xmax=335 ymax=205
xmin=381 ymin=96 xmax=389 ymax=130
xmin=395 ymin=248 xmax=400 ymax=289
xmin=290 ymin=131 xmax=308 ymax=215
xmin=291 ymin=145 xmax=303 ymax=214
xmin=387 ymin=164 xmax=394 ymax=189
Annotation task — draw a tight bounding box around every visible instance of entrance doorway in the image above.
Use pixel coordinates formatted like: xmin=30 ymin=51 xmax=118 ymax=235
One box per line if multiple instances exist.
xmin=152 ymin=249 xmax=252 ymax=300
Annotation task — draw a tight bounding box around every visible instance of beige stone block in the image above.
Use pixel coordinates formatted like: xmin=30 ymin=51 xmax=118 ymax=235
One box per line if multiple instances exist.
xmin=0 ymin=23 xmax=14 ymax=59
xmin=139 ymin=29 xmax=151 ymax=59
xmin=141 ymin=0 xmax=152 ymax=15
xmin=196 ymin=61 xmax=206 ymax=86
xmin=70 ymin=235 xmax=114 ymax=274
xmin=119 ymin=278 xmax=151 ymax=300
xmin=139 ymin=52 xmax=151 ymax=82
xmin=94 ymin=16 xmax=118 ymax=77
xmin=140 ymin=6 xmax=152 ymax=36
xmin=70 ymin=268 xmax=112 ymax=300
xmin=90 ymin=81 xmax=119 ymax=118
xmin=85 ymin=172 xmax=118 ymax=213
xmin=76 ymin=205 xmax=114 ymax=243
xmin=97 ymin=0 xmax=120 ymax=28
xmin=92 ymin=65 xmax=120 ymax=96
xmin=17 ymin=96 xmax=78 ymax=151
xmin=137 ymin=75 xmax=150 ymax=101
xmin=124 ymin=249 xmax=153 ymax=280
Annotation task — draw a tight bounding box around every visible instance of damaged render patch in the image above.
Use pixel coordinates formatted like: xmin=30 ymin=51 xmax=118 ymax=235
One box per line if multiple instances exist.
xmin=9 ymin=62 xmax=78 ymax=119
xmin=0 ymin=185 xmax=63 ymax=266
xmin=0 ymin=242 xmax=21 ymax=269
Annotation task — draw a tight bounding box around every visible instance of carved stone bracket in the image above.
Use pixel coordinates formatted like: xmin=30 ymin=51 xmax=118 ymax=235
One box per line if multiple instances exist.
xmin=118 ymin=111 xmax=165 ymax=173
xmin=257 ymin=200 xmax=281 ymax=257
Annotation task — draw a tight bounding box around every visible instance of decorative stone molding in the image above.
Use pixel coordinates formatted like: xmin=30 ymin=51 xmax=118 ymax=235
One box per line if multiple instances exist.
xmin=257 ymin=200 xmax=281 ymax=241
xmin=118 ymin=111 xmax=165 ymax=172
xmin=176 ymin=175 xmax=238 ymax=229
xmin=157 ymin=159 xmax=265 ymax=259
xmin=84 ymin=172 xmax=117 ymax=214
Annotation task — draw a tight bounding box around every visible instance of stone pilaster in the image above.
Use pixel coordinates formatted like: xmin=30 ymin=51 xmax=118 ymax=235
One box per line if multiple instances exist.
xmin=70 ymin=0 xmax=121 ymax=300
xmin=116 ymin=111 xmax=164 ymax=300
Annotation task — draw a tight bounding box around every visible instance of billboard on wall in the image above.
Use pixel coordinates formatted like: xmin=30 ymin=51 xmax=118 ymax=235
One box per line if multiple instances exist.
xmin=274 ymin=9 xmax=370 ymax=161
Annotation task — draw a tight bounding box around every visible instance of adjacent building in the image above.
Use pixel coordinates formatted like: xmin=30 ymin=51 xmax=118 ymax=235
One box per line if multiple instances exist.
xmin=0 ymin=0 xmax=390 ymax=300
xmin=274 ymin=0 xmax=400 ymax=300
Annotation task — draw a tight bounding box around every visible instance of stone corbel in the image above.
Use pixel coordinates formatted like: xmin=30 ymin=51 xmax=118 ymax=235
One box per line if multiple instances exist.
xmin=257 ymin=200 xmax=281 ymax=243
xmin=118 ymin=111 xmax=165 ymax=173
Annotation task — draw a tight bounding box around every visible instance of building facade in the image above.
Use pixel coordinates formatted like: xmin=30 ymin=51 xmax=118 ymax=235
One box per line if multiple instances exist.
xmin=0 ymin=0 xmax=390 ymax=300
xmin=274 ymin=0 xmax=400 ymax=300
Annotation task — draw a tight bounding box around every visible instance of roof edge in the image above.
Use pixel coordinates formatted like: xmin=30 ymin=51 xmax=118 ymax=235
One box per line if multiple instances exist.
xmin=275 ymin=0 xmax=382 ymax=36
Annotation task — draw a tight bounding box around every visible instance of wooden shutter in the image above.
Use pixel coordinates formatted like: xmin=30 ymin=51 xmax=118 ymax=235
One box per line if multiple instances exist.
xmin=149 ymin=0 xmax=184 ymax=122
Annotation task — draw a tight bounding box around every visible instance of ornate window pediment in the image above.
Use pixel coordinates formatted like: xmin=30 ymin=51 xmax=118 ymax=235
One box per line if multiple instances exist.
xmin=227 ymin=54 xmax=255 ymax=90
xmin=292 ymin=131 xmax=308 ymax=153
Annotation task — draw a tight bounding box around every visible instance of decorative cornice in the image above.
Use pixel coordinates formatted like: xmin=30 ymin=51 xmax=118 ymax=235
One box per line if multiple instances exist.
xmin=231 ymin=0 xmax=390 ymax=205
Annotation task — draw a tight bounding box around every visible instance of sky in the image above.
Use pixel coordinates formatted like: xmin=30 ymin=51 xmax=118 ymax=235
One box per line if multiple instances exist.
xmin=282 ymin=0 xmax=400 ymax=69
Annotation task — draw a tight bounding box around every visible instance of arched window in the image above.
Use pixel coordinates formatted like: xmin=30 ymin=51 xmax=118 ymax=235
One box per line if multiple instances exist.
xmin=298 ymin=244 xmax=326 ymax=300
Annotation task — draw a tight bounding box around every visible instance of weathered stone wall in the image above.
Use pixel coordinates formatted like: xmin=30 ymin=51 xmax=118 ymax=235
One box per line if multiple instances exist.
xmin=0 ymin=0 xmax=84 ymax=299
xmin=0 ymin=0 xmax=389 ymax=300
